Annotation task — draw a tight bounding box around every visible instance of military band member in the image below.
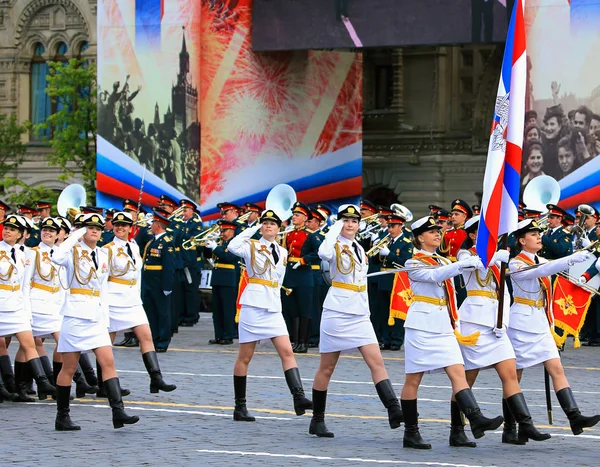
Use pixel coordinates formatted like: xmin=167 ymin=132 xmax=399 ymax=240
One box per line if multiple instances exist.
xmin=508 ymin=219 xmax=600 ymax=436
xmin=177 ymin=199 xmax=203 ymax=327
xmin=103 ymin=212 xmax=176 ymax=394
xmin=539 ymin=204 xmax=573 ymax=260
xmin=228 ymin=209 xmax=312 ymax=422
xmin=309 ymin=205 xmax=403 ymax=438
xmin=52 ymin=213 xmax=138 ymax=431
xmin=0 ymin=215 xmax=56 ymax=402
xmin=376 ymin=213 xmax=413 ymax=351
xmin=244 ymin=203 xmax=262 ymax=228
xmin=19 ymin=205 xmax=41 ymax=247
xmin=471 ymin=205 xmax=481 ymax=216
xmin=218 ymin=202 xmax=246 ymax=234
xmin=205 ymin=220 xmax=239 ymax=345
xmin=433 ymin=209 xmax=452 ymax=231
xmin=141 ymin=213 xmax=175 ymax=352
xmin=575 ymin=206 xmax=599 ymax=242
xmin=456 ymin=216 xmax=549 ymax=447
xmin=304 ymin=207 xmax=328 ymax=348
xmin=401 ymin=216 xmax=502 ymax=450
xmin=282 ymin=202 xmax=314 ymax=353
xmin=98 ymin=209 xmax=115 ymax=247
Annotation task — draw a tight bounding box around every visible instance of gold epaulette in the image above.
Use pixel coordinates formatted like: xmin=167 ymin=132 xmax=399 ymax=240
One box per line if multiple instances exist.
xmin=403 ymin=237 xmax=411 ymax=243
xmin=163 ymin=235 xmax=172 ymax=243
xmin=102 ymin=241 xmax=115 ymax=249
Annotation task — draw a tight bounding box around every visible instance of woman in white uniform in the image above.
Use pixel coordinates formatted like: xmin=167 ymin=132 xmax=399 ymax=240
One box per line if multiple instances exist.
xmin=52 ymin=213 xmax=139 ymax=431
xmin=309 ymin=205 xmax=403 ymax=438
xmin=227 ymin=209 xmax=312 ymax=422
xmin=0 ymin=215 xmax=56 ymax=401
xmin=509 ymin=218 xmax=600 ymax=435
xmin=455 ymin=216 xmax=549 ymax=447
xmin=101 ymin=211 xmax=176 ymax=395
xmin=401 ymin=216 xmax=503 ymax=449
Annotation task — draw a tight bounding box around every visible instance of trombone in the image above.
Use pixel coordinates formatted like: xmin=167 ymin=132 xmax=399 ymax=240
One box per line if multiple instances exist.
xmin=181 ymin=225 xmax=220 ymax=250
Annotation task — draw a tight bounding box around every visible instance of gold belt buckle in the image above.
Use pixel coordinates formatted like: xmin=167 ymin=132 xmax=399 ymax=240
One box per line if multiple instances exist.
xmin=438 ymin=298 xmax=445 ymax=306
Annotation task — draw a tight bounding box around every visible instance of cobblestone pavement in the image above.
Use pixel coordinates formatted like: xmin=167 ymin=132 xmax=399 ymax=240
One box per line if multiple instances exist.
xmin=2 ymin=314 xmax=599 ymax=467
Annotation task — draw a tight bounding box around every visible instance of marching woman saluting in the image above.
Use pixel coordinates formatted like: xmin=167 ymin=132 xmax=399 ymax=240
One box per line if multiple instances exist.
xmin=52 ymin=213 xmax=139 ymax=431
xmin=508 ymin=218 xmax=600 ymax=435
xmin=309 ymin=204 xmax=403 ymax=438
xmin=401 ymin=216 xmax=503 ymax=449
xmin=0 ymin=214 xmax=56 ymax=401
xmin=227 ymin=209 xmax=312 ymax=422
xmin=102 ymin=211 xmax=176 ymax=394
xmin=455 ymin=216 xmax=549 ymax=447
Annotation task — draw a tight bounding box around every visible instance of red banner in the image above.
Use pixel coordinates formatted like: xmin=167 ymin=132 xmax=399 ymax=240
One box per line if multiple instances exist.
xmin=388 ymin=271 xmax=412 ymax=325
xmin=234 ymin=269 xmax=249 ymax=324
xmin=552 ymin=276 xmax=594 ymax=348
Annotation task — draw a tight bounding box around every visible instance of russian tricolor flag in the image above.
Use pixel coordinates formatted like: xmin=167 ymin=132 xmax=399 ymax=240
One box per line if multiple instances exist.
xmin=476 ymin=0 xmax=527 ymax=267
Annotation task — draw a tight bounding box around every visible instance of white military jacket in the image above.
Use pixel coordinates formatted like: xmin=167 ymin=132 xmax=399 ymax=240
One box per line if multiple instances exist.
xmin=457 ymin=249 xmax=510 ymax=328
xmin=0 ymin=240 xmax=27 ymax=314
xmin=318 ymin=222 xmax=369 ymax=316
xmin=52 ymin=228 xmax=109 ymax=322
xmin=508 ymin=250 xmax=573 ymax=334
xmin=228 ymin=225 xmax=287 ymax=313
xmin=103 ymin=236 xmax=143 ymax=307
xmin=23 ymin=242 xmax=63 ymax=314
xmin=404 ymin=250 xmax=463 ymax=334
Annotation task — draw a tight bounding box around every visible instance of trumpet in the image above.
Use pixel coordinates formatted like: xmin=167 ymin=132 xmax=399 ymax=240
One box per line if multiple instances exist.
xmin=181 ymin=224 xmax=220 ymax=250
xmin=367 ymin=234 xmax=390 ymax=257
xmin=237 ymin=211 xmax=252 ymax=223
xmin=135 ymin=212 xmax=154 ymax=227
xmin=168 ymin=206 xmax=185 ymax=221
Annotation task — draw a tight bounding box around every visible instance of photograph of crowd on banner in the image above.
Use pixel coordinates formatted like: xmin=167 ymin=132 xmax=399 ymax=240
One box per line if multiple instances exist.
xmin=521 ymin=0 xmax=600 ymax=211
xmin=96 ymin=0 xmax=201 ymax=206
xmin=200 ymin=0 xmax=363 ymax=219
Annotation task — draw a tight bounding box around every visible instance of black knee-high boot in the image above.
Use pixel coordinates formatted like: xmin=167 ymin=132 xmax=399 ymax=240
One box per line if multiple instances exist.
xmin=284 ymin=367 xmax=312 ymax=415
xmin=0 ymin=355 xmax=16 ymax=393
xmin=40 ymin=355 xmax=54 ymax=385
xmin=13 ymin=361 xmax=34 ymax=402
xmin=506 ymin=393 xmax=551 ymax=443
xmin=502 ymin=398 xmax=524 ymax=445
xmin=455 ymin=388 xmax=503 ymax=439
xmin=449 ymin=400 xmax=476 ymax=447
xmin=556 ymin=387 xmax=600 ymax=435
xmin=78 ymin=354 xmax=98 ymax=386
xmin=52 ymin=361 xmax=74 ymax=401
xmin=55 ymin=385 xmax=81 ymax=431
xmin=233 ymin=375 xmax=255 ymax=421
xmin=375 ymin=379 xmax=403 ymax=429
xmin=103 ymin=377 xmax=140 ymax=429
xmin=74 ymin=364 xmax=98 ymax=398
xmin=401 ymin=399 xmax=431 ymax=449
xmin=142 ymin=351 xmax=177 ymax=393
xmin=28 ymin=357 xmax=56 ymax=400
xmin=294 ymin=318 xmax=310 ymax=354
xmin=309 ymin=389 xmax=334 ymax=437
xmin=97 ymin=362 xmax=129 ymax=398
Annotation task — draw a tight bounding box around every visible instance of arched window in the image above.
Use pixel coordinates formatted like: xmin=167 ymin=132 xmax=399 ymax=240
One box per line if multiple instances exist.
xmin=31 ymin=43 xmax=51 ymax=139
xmin=52 ymin=42 xmax=69 ymax=116
xmin=78 ymin=41 xmax=89 ymax=57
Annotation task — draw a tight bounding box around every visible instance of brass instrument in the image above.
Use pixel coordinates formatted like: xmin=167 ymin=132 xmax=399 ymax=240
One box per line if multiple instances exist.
xmin=57 ymin=184 xmax=87 ymax=222
xmin=237 ymin=211 xmax=252 ymax=223
xmin=390 ymin=203 xmax=413 ymax=222
xmin=572 ymin=204 xmax=595 ymax=250
xmin=181 ymin=224 xmax=220 ymax=250
xmin=134 ymin=212 xmax=154 ymax=227
xmin=366 ymin=234 xmax=390 ymax=257
xmin=357 ymin=214 xmax=382 ymax=240
xmin=523 ymin=175 xmax=561 ymax=212
xmin=282 ymin=286 xmax=293 ymax=296
xmin=168 ymin=206 xmax=185 ymax=221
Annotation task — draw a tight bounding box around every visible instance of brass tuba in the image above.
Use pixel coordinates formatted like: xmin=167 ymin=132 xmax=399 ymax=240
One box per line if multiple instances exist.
xmin=57 ymin=184 xmax=87 ymax=222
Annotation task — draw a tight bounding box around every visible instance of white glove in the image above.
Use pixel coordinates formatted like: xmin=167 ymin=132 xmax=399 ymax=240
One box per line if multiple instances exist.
xmin=163 ymin=290 xmax=172 ymax=296
xmin=292 ymin=261 xmax=302 ymax=269
xmin=578 ymin=276 xmax=588 ymax=285
xmin=370 ymin=232 xmax=380 ymax=242
xmin=568 ymin=250 xmax=592 ymax=266
xmin=580 ymin=237 xmax=592 ymax=248
xmin=379 ymin=246 xmax=390 ymax=257
xmin=459 ymin=256 xmax=484 ymax=271
xmin=596 ymin=256 xmax=600 ymax=270
xmin=491 ymin=249 xmax=510 ymax=264
xmin=493 ymin=326 xmax=506 ymax=338
xmin=205 ymin=240 xmax=218 ymax=250
xmin=251 ymin=223 xmax=262 ymax=232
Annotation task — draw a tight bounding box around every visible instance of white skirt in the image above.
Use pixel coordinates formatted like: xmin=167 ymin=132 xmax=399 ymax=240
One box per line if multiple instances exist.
xmin=507 ymin=327 xmax=559 ymax=370
xmin=459 ymin=322 xmax=516 ymax=371
xmin=238 ymin=305 xmax=288 ymax=343
xmin=0 ymin=309 xmax=31 ymax=337
xmin=108 ymin=304 xmax=149 ymax=333
xmin=32 ymin=312 xmax=63 ymax=338
xmin=405 ymin=328 xmax=464 ymax=374
xmin=319 ymin=309 xmax=378 ymax=353
xmin=58 ymin=316 xmax=112 ymax=353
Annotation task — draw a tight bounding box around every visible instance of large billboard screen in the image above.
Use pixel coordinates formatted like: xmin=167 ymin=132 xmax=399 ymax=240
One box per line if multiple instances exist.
xmin=522 ymin=0 xmax=600 ymax=212
xmin=252 ymin=0 xmax=511 ymax=51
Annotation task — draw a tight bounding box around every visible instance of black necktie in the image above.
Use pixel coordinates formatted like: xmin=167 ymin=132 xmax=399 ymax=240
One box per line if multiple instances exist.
xmin=352 ymin=242 xmax=362 ymax=262
xmin=271 ymin=244 xmax=279 ymax=264
xmin=534 ymin=256 xmax=539 ymax=265
xmin=50 ymin=249 xmax=54 ymax=257
xmin=10 ymin=248 xmax=16 ymax=263
xmin=19 ymin=245 xmax=24 ymax=252
xmin=91 ymin=250 xmax=98 ymax=269
xmin=126 ymin=243 xmax=133 ymax=259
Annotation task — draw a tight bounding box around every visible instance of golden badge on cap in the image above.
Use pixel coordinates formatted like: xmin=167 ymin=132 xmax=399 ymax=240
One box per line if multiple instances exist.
xmin=45 ymin=219 xmax=52 ymax=225
xmin=9 ymin=217 xmax=16 ymax=223
xmin=92 ymin=216 xmax=99 ymax=223
xmin=429 ymin=218 xmax=435 ymax=225
xmin=266 ymin=211 xmax=273 ymax=218
xmin=348 ymin=207 xmax=355 ymax=214
xmin=117 ymin=214 xmax=125 ymax=221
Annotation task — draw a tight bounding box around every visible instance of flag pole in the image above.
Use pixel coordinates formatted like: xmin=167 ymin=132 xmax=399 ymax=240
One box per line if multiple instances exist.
xmin=496 ymin=234 xmax=509 ymax=329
